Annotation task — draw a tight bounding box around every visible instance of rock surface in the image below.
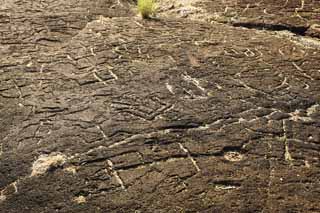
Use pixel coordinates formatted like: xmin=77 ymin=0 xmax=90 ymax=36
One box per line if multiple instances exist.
xmin=0 ymin=0 xmax=320 ymax=212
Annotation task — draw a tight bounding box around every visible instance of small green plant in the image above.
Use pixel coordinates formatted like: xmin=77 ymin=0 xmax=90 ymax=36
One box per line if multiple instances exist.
xmin=138 ymin=0 xmax=156 ymax=19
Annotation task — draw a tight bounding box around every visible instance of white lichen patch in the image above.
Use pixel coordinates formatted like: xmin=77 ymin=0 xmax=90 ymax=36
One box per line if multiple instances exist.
xmin=73 ymin=196 xmax=86 ymax=204
xmin=31 ymin=153 xmax=67 ymax=177
xmin=304 ymin=160 xmax=311 ymax=168
xmin=224 ymin=151 xmax=244 ymax=162
xmin=0 ymin=194 xmax=6 ymax=203
xmin=63 ymin=166 xmax=78 ymax=174
xmin=307 ymin=104 xmax=319 ymax=116
xmin=284 ymin=142 xmax=293 ymax=163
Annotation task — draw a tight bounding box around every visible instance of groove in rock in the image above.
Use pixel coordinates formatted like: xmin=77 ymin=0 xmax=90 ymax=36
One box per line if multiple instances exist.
xmin=232 ymin=22 xmax=309 ymax=36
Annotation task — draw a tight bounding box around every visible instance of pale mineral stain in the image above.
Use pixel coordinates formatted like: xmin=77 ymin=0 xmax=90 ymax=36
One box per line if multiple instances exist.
xmin=307 ymin=104 xmax=319 ymax=116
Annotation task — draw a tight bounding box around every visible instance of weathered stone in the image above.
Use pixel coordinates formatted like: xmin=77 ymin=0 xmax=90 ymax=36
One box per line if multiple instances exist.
xmin=1 ymin=0 xmax=320 ymax=212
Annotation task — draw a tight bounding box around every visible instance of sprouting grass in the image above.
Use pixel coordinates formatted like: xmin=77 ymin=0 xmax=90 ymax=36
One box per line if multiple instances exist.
xmin=138 ymin=0 xmax=156 ymax=19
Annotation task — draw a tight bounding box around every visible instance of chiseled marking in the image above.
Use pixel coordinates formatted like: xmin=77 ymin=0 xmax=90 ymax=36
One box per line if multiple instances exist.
xmin=166 ymin=82 xmax=175 ymax=94
xmin=12 ymin=181 xmax=18 ymax=193
xmin=108 ymin=69 xmax=118 ymax=80
xmin=178 ymin=143 xmax=201 ymax=172
xmin=107 ymin=160 xmax=126 ymax=190
xmin=96 ymin=125 xmax=108 ymax=139
xmin=282 ymin=120 xmax=293 ymax=164
xmin=0 ymin=180 xmax=19 ymax=203
xmin=182 ymin=73 xmax=206 ymax=92
xmin=292 ymin=62 xmax=314 ymax=80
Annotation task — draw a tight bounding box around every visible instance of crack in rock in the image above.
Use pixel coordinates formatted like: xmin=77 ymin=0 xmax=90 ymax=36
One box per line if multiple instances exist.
xmin=232 ymin=22 xmax=309 ymax=36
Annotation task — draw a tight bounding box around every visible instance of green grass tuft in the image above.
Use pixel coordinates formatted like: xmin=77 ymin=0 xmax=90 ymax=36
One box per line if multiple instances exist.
xmin=138 ymin=0 xmax=156 ymax=19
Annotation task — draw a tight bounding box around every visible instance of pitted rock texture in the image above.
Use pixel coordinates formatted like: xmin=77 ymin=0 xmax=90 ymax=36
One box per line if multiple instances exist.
xmin=0 ymin=0 xmax=320 ymax=212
